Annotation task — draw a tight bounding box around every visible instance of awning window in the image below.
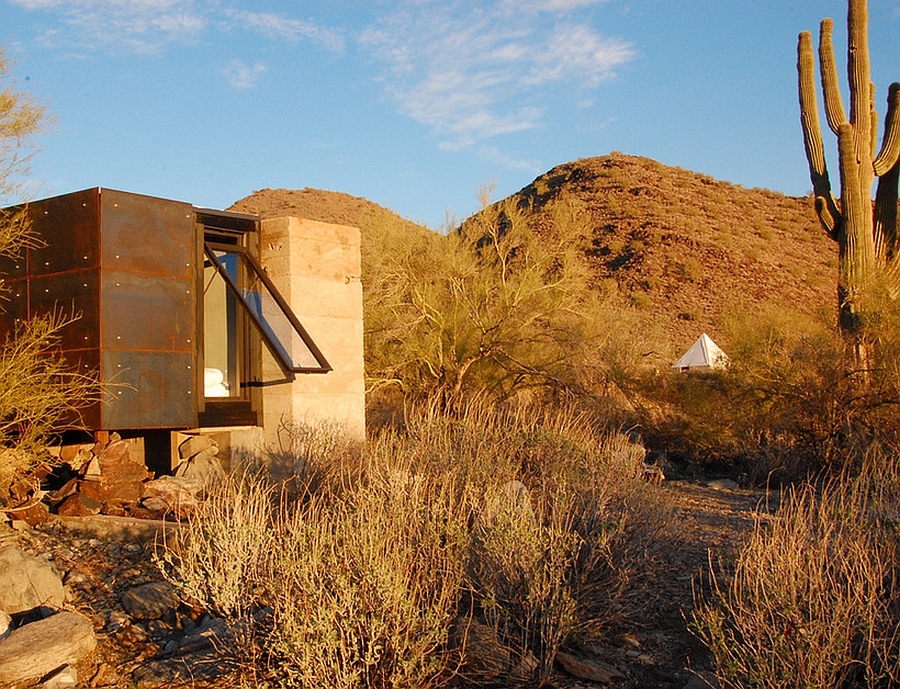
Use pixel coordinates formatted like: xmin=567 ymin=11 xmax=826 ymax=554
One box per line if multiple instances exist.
xmin=204 ymin=243 xmax=331 ymax=374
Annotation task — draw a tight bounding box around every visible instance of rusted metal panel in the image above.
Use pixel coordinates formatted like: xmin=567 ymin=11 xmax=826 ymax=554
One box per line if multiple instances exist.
xmin=28 ymin=189 xmax=101 ymax=277
xmin=101 ymin=189 xmax=193 ymax=277
xmin=100 ymin=271 xmax=193 ymax=352
xmin=26 ymin=271 xmax=100 ymax=352
xmin=0 ymin=277 xmax=27 ymax=341
xmin=100 ymin=350 xmax=194 ymax=429
xmin=65 ymin=348 xmax=102 ymax=430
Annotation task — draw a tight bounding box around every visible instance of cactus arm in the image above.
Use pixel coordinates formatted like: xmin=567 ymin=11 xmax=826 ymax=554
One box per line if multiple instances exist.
xmin=839 ymin=121 xmax=876 ymax=280
xmin=799 ymin=30 xmax=842 ymax=240
xmin=874 ymin=83 xmax=900 ymax=175
xmin=873 ymin=163 xmax=899 ymax=261
xmin=819 ymin=19 xmax=847 ymax=134
xmin=873 ymin=83 xmax=900 ymax=261
xmin=870 ymin=85 xmax=879 ymax=159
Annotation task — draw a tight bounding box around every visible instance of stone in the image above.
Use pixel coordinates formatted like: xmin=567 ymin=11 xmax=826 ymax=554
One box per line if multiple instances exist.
xmin=178 ymin=435 xmax=217 ymax=461
xmin=0 ymin=545 xmax=65 ymax=615
xmin=70 ymin=447 xmax=93 ymax=473
xmin=174 ymin=448 xmax=225 ymax=494
xmin=41 ymin=664 xmax=78 ymax=689
xmin=556 ymin=650 xmax=626 ymax=683
xmin=56 ymin=492 xmax=102 ymax=517
xmin=142 ymin=476 xmax=201 ymax=519
xmin=706 ymin=478 xmax=739 ymax=491
xmin=84 ymin=456 xmax=101 ymax=478
xmin=0 ymin=611 xmax=96 ymax=686
xmin=58 ymin=445 xmax=80 ymax=463
xmin=79 ymin=477 xmax=144 ymax=506
xmin=49 ymin=477 xmax=79 ymax=505
xmin=7 ymin=501 xmax=52 ymax=527
xmin=121 ymin=581 xmax=180 ymax=621
xmin=140 ymin=496 xmax=169 ymax=513
xmin=0 ymin=610 xmax=12 ymax=640
xmin=133 ymin=651 xmax=233 ymax=688
xmin=97 ymin=441 xmax=149 ymax=484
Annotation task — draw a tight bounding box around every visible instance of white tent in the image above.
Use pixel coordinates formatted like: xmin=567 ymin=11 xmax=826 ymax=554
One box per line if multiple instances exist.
xmin=672 ymin=333 xmax=729 ymax=371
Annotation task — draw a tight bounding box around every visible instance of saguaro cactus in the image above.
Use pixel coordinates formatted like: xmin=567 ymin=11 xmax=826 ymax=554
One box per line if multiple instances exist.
xmin=798 ymin=0 xmax=900 ymax=371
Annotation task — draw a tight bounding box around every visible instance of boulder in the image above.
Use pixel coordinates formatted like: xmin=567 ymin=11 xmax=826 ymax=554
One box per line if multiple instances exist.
xmin=0 ymin=610 xmax=11 ymax=640
xmin=121 ymin=581 xmax=180 ymax=621
xmin=0 ymin=611 xmax=96 ymax=686
xmin=174 ymin=449 xmax=225 ymax=494
xmin=97 ymin=440 xmax=149 ymax=483
xmin=0 ymin=545 xmax=65 ymax=615
xmin=56 ymin=493 xmax=102 ymax=517
xmin=78 ymin=477 xmax=144 ymax=507
xmin=178 ymin=435 xmax=217 ymax=461
xmin=142 ymin=476 xmax=201 ymax=519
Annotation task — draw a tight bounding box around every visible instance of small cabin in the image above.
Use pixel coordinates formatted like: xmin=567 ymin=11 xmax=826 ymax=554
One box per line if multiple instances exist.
xmin=0 ymin=188 xmax=365 ymax=471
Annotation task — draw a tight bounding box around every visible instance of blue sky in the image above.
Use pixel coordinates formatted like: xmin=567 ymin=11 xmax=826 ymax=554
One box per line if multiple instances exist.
xmin=1 ymin=0 xmax=898 ymax=230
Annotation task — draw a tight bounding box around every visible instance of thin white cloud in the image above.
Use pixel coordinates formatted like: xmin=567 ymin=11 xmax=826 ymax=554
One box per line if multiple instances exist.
xmin=9 ymin=0 xmax=207 ymax=52
xmin=478 ymin=145 xmax=541 ymax=172
xmin=224 ymin=59 xmax=267 ymax=89
xmin=361 ymin=0 xmax=633 ymax=151
xmin=223 ymin=10 xmax=344 ymax=53
xmin=9 ymin=1 xmax=343 ymax=54
xmin=498 ymin=0 xmax=611 ymax=14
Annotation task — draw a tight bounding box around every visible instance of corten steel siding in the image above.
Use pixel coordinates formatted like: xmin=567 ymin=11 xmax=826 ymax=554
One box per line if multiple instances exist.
xmin=0 ymin=188 xmax=197 ymax=430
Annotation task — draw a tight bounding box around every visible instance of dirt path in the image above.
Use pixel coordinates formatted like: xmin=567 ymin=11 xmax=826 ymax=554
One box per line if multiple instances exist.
xmin=588 ymin=480 xmax=780 ymax=689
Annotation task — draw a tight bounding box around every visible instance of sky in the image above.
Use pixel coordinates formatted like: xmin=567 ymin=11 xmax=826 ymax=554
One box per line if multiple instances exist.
xmin=0 ymin=0 xmax=898 ymax=231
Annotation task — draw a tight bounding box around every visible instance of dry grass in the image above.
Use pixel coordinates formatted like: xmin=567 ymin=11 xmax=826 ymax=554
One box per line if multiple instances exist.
xmin=159 ymin=403 xmax=672 ymax=688
xmin=693 ymin=453 xmax=900 ymax=688
xmin=0 ymin=310 xmax=100 ymax=494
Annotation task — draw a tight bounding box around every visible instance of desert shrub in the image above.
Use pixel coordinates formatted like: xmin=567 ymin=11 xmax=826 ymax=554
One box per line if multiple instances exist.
xmin=0 ymin=311 xmax=100 ymax=494
xmin=362 ymin=186 xmax=601 ymax=409
xmin=156 ymin=472 xmax=274 ymax=621
xmin=268 ymin=467 xmax=471 ymax=689
xmin=693 ymin=453 xmax=900 ymax=688
xmin=160 ymin=405 xmax=671 ymax=688
xmin=636 ymin=303 xmax=850 ymax=480
xmin=0 ymin=49 xmax=101 ymax=495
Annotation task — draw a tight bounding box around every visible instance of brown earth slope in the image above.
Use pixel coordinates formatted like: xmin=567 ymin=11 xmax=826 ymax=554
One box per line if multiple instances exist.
xmin=231 ymin=153 xmax=837 ymax=359
xmin=505 ymin=153 xmax=835 ymax=353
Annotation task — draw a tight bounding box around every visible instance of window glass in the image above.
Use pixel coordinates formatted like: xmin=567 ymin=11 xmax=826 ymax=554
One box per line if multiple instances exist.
xmin=204 ymin=244 xmax=330 ymax=374
xmin=203 ymin=256 xmax=240 ymax=397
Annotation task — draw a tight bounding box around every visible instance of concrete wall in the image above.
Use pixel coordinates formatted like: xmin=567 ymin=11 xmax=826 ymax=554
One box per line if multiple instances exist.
xmin=258 ymin=216 xmax=366 ymax=445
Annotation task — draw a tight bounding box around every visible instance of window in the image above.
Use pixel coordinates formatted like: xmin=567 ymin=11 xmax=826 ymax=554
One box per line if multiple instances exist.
xmin=197 ymin=212 xmax=330 ymax=428
xmin=204 ymin=242 xmax=330 ymax=375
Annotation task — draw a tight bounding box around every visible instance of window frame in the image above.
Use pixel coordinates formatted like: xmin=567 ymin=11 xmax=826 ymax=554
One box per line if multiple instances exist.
xmin=203 ymin=241 xmax=332 ymax=375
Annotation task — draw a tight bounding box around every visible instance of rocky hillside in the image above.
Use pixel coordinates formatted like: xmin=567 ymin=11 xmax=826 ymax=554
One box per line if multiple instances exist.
xmin=231 ymin=153 xmax=837 ymax=359
xmin=501 ymin=153 xmax=835 ymax=352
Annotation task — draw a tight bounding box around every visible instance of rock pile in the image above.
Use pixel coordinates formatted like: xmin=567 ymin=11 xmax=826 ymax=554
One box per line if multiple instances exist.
xmin=5 ymin=433 xmax=226 ymax=527
xmin=0 ymin=544 xmax=96 ymax=687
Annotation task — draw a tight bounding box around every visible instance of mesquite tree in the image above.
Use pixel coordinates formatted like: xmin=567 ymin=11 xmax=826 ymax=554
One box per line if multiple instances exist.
xmin=797 ymin=0 xmax=900 ymax=374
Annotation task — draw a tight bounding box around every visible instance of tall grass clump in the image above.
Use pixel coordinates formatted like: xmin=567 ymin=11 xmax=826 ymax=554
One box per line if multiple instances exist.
xmin=693 ymin=453 xmax=900 ymax=688
xmin=160 ymin=404 xmax=670 ymax=687
xmin=268 ymin=468 xmax=471 ymax=689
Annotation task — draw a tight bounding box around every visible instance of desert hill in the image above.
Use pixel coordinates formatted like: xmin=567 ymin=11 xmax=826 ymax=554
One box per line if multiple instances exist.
xmin=493 ymin=153 xmax=836 ymax=353
xmin=228 ymin=186 xmax=433 ymax=239
xmin=231 ymin=153 xmax=837 ymax=360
